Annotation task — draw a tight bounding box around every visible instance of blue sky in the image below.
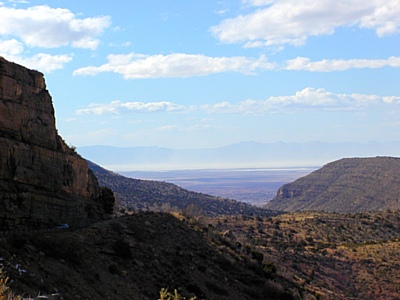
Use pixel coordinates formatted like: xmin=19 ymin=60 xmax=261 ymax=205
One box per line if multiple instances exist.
xmin=1 ymin=0 xmax=400 ymax=149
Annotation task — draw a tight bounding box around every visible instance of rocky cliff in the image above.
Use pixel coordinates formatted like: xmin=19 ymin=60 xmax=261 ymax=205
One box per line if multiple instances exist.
xmin=265 ymin=157 xmax=400 ymax=213
xmin=0 ymin=56 xmax=104 ymax=230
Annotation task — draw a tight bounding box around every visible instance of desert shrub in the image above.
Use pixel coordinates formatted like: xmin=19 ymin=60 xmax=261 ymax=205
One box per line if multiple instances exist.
xmin=182 ymin=203 xmax=204 ymax=219
xmin=31 ymin=234 xmax=82 ymax=266
xmin=242 ymin=278 xmax=294 ymax=300
xmin=8 ymin=236 xmax=26 ymax=249
xmin=251 ymin=250 xmax=264 ymax=265
xmin=99 ymin=186 xmax=115 ymax=215
xmin=113 ymin=239 xmax=132 ymax=259
xmin=185 ymin=284 xmax=203 ymax=298
xmin=108 ymin=264 xmax=122 ymax=276
xmin=218 ymin=235 xmax=237 ymax=250
xmin=263 ymin=262 xmax=277 ymax=275
xmin=127 ymin=222 xmax=148 ymax=242
xmin=158 ymin=288 xmax=197 ymax=300
xmin=205 ymin=281 xmax=229 ymax=296
xmin=110 ymin=221 xmax=124 ymax=235
xmin=0 ymin=268 xmax=22 ymax=300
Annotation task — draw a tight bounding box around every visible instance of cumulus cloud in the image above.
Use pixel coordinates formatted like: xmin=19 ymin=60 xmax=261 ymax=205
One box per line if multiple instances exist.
xmin=0 ymin=5 xmax=110 ymax=49
xmin=10 ymin=53 xmax=73 ymax=72
xmin=205 ymin=88 xmax=400 ymax=114
xmin=210 ymin=0 xmax=400 ymax=47
xmin=76 ymin=88 xmax=400 ymax=116
xmin=72 ymin=50 xmax=400 ymax=79
xmin=0 ymin=39 xmax=23 ymax=55
xmin=0 ymin=39 xmax=73 ymax=72
xmin=76 ymin=100 xmax=189 ymax=115
xmin=73 ymin=52 xmax=275 ymax=78
xmin=285 ymin=56 xmax=400 ymax=72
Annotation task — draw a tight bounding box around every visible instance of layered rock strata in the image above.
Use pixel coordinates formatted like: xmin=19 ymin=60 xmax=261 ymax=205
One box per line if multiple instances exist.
xmin=0 ymin=56 xmax=103 ymax=229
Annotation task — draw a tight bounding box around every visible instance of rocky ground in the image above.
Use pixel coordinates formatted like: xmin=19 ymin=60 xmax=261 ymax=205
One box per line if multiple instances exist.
xmin=1 ymin=212 xmax=296 ymax=300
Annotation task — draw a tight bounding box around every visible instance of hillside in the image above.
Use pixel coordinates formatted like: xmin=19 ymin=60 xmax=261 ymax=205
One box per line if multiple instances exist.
xmin=205 ymin=209 xmax=400 ymax=299
xmin=87 ymin=160 xmax=272 ymax=217
xmin=265 ymin=157 xmax=400 ymax=213
xmin=1 ymin=212 xmax=296 ymax=300
xmin=3 ymin=208 xmax=400 ymax=299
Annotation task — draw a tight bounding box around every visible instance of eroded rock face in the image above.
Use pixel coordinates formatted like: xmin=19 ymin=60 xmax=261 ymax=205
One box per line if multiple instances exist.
xmin=0 ymin=56 xmax=103 ymax=229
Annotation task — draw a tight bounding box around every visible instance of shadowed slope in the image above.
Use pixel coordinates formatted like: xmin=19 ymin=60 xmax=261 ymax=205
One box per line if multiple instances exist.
xmin=87 ymin=160 xmax=273 ymax=217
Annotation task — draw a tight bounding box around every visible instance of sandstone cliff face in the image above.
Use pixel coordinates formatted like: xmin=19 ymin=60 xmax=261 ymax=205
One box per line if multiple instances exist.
xmin=265 ymin=157 xmax=400 ymax=213
xmin=0 ymin=56 xmax=103 ymax=229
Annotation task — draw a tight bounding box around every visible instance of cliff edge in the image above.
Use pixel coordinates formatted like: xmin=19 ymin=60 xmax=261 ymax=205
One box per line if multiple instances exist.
xmin=0 ymin=56 xmax=104 ymax=229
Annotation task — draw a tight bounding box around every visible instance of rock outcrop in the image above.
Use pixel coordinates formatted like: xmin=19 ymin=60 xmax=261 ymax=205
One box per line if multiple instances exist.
xmin=265 ymin=157 xmax=400 ymax=213
xmin=0 ymin=56 xmax=104 ymax=230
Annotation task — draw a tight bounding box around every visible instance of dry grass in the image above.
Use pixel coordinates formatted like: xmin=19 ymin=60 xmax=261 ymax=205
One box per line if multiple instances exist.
xmin=0 ymin=268 xmax=22 ymax=300
xmin=202 ymin=210 xmax=400 ymax=299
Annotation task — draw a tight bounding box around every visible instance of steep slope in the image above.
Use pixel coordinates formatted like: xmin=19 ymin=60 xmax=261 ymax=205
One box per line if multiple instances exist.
xmin=1 ymin=212 xmax=296 ymax=300
xmin=265 ymin=157 xmax=400 ymax=213
xmin=0 ymin=57 xmax=105 ymax=229
xmin=87 ymin=160 xmax=272 ymax=217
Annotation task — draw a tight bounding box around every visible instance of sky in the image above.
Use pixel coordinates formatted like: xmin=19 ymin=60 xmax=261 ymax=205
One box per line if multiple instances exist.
xmin=1 ymin=0 xmax=400 ymax=149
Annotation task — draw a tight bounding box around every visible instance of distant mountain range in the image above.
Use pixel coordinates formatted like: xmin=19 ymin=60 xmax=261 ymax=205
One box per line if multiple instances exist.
xmin=78 ymin=141 xmax=400 ymax=171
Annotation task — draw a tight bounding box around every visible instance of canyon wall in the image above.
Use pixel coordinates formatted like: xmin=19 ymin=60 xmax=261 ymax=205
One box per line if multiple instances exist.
xmin=0 ymin=56 xmax=104 ymax=229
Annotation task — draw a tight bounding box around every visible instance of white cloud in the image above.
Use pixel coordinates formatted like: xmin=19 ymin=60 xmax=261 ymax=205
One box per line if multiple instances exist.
xmin=75 ymin=88 xmax=400 ymax=117
xmin=73 ymin=52 xmax=275 ymax=78
xmin=156 ymin=125 xmax=180 ymax=132
xmin=8 ymin=0 xmax=29 ymax=4
xmin=0 ymin=5 xmax=110 ymax=50
xmin=73 ymin=52 xmax=400 ymax=78
xmin=0 ymin=39 xmax=23 ymax=55
xmin=206 ymin=88 xmax=400 ymax=114
xmin=11 ymin=53 xmax=73 ymax=72
xmin=76 ymin=100 xmax=189 ymax=115
xmin=0 ymin=39 xmax=73 ymax=72
xmin=211 ymin=0 xmax=400 ymax=47
xmin=285 ymin=56 xmax=400 ymax=72
xmin=242 ymin=0 xmax=274 ymax=6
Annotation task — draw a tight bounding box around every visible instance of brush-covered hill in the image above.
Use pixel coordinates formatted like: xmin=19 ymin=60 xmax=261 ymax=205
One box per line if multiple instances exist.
xmin=0 ymin=212 xmax=297 ymax=300
xmin=206 ymin=209 xmax=400 ymax=299
xmin=87 ymin=160 xmax=272 ymax=217
xmin=265 ymin=157 xmax=400 ymax=213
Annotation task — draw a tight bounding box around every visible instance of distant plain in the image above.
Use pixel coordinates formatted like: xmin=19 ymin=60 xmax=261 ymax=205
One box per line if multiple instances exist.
xmin=121 ymin=167 xmax=316 ymax=206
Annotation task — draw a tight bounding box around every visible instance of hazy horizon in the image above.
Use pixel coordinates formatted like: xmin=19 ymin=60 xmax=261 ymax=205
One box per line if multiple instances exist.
xmin=0 ymin=1 xmax=399 ymax=151
xmin=78 ymin=140 xmax=400 ymax=172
